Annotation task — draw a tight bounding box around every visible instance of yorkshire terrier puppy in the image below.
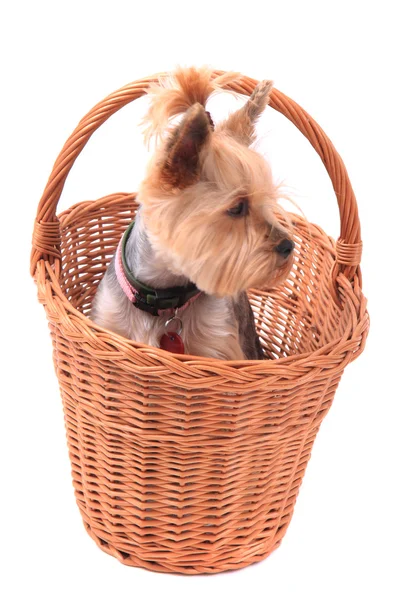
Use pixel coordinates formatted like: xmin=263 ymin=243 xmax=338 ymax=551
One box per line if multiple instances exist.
xmin=91 ymin=67 xmax=294 ymax=360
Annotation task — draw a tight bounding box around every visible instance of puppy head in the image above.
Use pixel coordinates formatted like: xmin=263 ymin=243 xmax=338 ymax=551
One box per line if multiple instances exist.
xmin=139 ymin=81 xmax=294 ymax=296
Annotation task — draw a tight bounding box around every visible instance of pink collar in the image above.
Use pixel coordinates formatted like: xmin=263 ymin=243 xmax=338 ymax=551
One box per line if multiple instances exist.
xmin=115 ymin=226 xmax=202 ymax=317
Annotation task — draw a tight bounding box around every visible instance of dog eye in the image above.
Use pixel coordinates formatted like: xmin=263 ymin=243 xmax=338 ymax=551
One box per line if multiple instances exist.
xmin=227 ymin=198 xmax=249 ymax=217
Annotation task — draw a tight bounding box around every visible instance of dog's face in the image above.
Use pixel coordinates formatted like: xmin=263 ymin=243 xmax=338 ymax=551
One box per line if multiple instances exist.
xmin=139 ymin=82 xmax=294 ymax=296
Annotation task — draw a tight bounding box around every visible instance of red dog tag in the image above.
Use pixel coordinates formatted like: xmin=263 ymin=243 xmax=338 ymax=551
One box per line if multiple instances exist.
xmin=160 ymin=332 xmax=185 ymax=354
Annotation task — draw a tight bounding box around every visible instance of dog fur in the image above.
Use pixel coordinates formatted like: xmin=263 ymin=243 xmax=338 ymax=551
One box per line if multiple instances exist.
xmin=91 ymin=67 xmax=294 ymax=360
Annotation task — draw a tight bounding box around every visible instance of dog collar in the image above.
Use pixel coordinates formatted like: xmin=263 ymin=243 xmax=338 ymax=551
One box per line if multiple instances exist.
xmin=115 ymin=221 xmax=201 ymax=317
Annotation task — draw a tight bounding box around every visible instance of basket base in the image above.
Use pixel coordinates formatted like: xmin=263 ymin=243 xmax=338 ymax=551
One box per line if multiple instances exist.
xmin=82 ymin=518 xmax=289 ymax=575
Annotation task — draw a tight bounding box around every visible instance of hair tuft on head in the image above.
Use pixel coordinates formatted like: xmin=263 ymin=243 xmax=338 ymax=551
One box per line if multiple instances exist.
xmin=141 ymin=66 xmax=242 ymax=146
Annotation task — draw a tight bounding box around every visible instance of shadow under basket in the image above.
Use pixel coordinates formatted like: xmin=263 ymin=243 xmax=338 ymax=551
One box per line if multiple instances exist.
xmin=30 ymin=71 xmax=369 ymax=574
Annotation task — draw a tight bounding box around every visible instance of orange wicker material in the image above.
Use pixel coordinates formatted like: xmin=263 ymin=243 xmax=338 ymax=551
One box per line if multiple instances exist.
xmin=30 ymin=72 xmax=369 ymax=575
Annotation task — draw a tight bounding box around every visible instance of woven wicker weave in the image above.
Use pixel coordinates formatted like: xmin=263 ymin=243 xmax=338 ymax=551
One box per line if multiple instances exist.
xmin=30 ymin=71 xmax=369 ymax=574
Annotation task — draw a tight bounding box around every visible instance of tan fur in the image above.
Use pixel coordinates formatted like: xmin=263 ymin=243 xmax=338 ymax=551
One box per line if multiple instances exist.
xmin=142 ymin=66 xmax=241 ymax=145
xmin=140 ymin=70 xmax=292 ymax=297
xmin=91 ymin=67 xmax=294 ymax=360
xmin=217 ymin=80 xmax=273 ymax=146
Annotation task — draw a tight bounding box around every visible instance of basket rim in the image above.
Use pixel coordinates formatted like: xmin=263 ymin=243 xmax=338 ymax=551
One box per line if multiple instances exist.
xmin=34 ymin=194 xmax=369 ymax=376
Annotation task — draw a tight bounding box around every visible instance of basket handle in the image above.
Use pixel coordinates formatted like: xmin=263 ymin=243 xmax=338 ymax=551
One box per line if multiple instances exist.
xmin=30 ymin=71 xmax=362 ymax=298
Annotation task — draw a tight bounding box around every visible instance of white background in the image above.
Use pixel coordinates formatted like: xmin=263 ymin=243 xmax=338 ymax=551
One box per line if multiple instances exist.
xmin=1 ymin=1 xmax=399 ymax=599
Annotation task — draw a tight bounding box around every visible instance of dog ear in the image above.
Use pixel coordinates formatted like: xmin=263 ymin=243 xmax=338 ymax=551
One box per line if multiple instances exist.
xmin=158 ymin=103 xmax=212 ymax=190
xmin=218 ymin=80 xmax=273 ymax=146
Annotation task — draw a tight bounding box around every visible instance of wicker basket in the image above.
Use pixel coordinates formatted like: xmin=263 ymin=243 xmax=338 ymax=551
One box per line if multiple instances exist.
xmin=30 ymin=71 xmax=369 ymax=575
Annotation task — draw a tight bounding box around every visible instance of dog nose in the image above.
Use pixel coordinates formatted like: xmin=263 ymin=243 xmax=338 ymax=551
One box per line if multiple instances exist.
xmin=275 ymin=239 xmax=294 ymax=259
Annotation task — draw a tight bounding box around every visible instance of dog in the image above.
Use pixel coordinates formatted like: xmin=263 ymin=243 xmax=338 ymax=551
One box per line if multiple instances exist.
xmin=91 ymin=67 xmax=294 ymax=360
